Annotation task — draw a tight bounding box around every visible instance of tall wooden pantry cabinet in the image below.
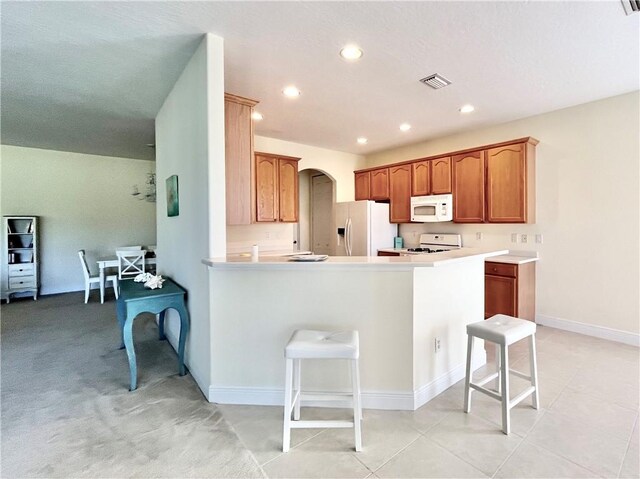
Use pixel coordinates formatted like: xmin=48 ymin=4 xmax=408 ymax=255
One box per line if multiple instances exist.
xmin=2 ymin=216 xmax=39 ymax=302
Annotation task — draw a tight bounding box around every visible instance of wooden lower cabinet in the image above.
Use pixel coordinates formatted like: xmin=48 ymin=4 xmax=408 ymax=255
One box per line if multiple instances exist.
xmin=255 ymin=152 xmax=300 ymax=222
xmin=485 ymin=261 xmax=536 ymax=321
xmin=389 ymin=164 xmax=412 ymax=223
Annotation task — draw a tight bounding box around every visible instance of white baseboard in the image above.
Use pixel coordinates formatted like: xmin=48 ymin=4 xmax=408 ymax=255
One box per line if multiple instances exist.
xmin=208 ymin=350 xmax=487 ymax=411
xmin=537 ymin=314 xmax=639 ymax=347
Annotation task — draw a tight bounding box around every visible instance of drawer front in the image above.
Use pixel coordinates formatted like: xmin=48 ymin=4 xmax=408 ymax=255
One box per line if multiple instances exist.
xmin=9 ymin=276 xmax=36 ymax=289
xmin=485 ymin=262 xmax=517 ymax=278
xmin=9 ymin=263 xmax=34 ymax=277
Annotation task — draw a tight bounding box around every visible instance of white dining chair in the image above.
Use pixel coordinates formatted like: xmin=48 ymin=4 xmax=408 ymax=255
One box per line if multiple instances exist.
xmin=116 ymin=250 xmax=146 ymax=280
xmin=78 ymin=250 xmax=118 ymax=303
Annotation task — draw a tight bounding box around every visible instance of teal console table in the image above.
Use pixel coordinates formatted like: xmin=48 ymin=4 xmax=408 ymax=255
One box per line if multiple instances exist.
xmin=116 ymin=277 xmax=189 ymax=390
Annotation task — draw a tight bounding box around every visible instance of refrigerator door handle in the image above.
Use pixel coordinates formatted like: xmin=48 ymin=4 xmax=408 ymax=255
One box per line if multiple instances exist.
xmin=347 ymin=218 xmax=353 ymax=256
xmin=344 ymin=218 xmax=350 ymax=255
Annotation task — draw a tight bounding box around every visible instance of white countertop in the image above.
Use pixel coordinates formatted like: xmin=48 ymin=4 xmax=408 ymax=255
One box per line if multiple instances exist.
xmin=486 ymin=251 xmax=539 ymax=265
xmin=227 ymin=250 xmax=312 ymax=258
xmin=204 ymin=248 xmax=508 ymax=270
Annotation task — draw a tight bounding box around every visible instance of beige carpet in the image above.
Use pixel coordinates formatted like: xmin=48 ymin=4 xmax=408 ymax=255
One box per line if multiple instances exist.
xmin=1 ymin=292 xmax=265 ymax=478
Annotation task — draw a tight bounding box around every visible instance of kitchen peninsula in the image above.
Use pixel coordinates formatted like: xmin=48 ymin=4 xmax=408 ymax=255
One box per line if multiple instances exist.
xmin=204 ymin=248 xmax=507 ymax=410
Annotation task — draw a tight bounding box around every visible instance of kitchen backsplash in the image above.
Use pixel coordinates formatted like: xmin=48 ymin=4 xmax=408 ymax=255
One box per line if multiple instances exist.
xmin=399 ymin=223 xmax=543 ymax=252
xmin=226 ymin=223 xmax=295 ymax=254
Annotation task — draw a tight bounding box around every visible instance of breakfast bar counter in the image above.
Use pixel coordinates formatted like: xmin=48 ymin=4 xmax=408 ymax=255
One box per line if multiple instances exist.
xmin=204 ymin=248 xmax=506 ymax=410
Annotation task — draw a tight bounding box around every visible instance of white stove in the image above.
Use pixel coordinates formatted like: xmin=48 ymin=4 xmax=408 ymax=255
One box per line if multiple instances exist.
xmin=401 ymin=233 xmax=462 ymax=255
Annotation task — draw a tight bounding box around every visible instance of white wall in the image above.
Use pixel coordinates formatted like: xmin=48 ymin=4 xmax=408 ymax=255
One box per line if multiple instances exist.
xmin=155 ymin=33 xmax=226 ymax=396
xmin=226 ymin=137 xmax=365 ymax=253
xmin=366 ymin=91 xmax=640 ymax=335
xmin=254 ymin=136 xmax=365 ymax=202
xmin=0 ymin=145 xmax=156 ymax=294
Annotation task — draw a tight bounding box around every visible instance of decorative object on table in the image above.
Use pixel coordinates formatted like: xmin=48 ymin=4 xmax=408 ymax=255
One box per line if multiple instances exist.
xmin=394 ymin=236 xmax=404 ymax=249
xmin=166 ymin=174 xmax=179 ymax=217
xmin=288 ymin=254 xmax=329 ymax=262
xmin=131 ymin=173 xmax=156 ymax=203
xmin=134 ymin=272 xmax=166 ymax=289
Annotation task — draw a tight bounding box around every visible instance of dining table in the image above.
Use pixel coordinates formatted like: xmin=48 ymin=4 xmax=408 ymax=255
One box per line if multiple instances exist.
xmin=96 ymin=254 xmax=157 ymax=303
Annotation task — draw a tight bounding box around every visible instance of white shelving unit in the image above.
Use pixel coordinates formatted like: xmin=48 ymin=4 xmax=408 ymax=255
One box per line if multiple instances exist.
xmin=2 ymin=216 xmax=39 ymax=302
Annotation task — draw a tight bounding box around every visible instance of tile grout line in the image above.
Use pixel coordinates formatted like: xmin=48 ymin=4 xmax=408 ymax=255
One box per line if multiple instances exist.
xmin=617 ymin=412 xmax=639 ymax=479
xmin=259 ymin=427 xmax=326 ymax=469
xmin=368 ymin=434 xmax=423 ymax=476
xmin=216 ymin=413 xmax=270 ymax=478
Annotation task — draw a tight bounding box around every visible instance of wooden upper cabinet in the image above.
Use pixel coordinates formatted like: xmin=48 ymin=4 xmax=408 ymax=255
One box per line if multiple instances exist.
xmin=255 ymin=154 xmax=279 ymax=222
xmin=452 ymin=151 xmax=485 ymax=223
xmin=370 ymin=168 xmax=390 ymax=200
xmin=225 ymin=93 xmax=258 ymax=225
xmin=354 ymin=171 xmax=371 ymax=200
xmin=486 ymin=143 xmax=533 ymax=223
xmin=411 ymin=161 xmax=431 ymax=196
xmin=389 ymin=164 xmax=412 ymax=223
xmin=255 ymin=152 xmax=300 ymax=223
xmin=278 ymin=159 xmax=299 ymax=222
xmin=430 ymin=157 xmax=452 ymax=194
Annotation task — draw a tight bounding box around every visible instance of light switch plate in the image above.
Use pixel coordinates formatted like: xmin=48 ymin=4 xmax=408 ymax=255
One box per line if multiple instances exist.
xmin=476 ymin=232 xmax=482 ymax=240
xmin=511 ymin=233 xmax=518 ymax=243
xmin=521 ymin=234 xmax=528 ymax=244
xmin=535 ymin=234 xmax=543 ymax=244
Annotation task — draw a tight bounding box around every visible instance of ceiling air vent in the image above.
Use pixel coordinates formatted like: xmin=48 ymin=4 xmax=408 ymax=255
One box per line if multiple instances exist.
xmin=419 ymin=73 xmax=452 ymax=89
xmin=622 ymin=0 xmax=640 ymax=14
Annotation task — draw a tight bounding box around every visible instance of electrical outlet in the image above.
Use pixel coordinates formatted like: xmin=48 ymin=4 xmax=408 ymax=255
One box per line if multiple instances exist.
xmin=521 ymin=234 xmax=528 ymax=244
xmin=511 ymin=233 xmax=518 ymax=243
xmin=535 ymin=234 xmax=543 ymax=244
xmin=265 ymin=232 xmax=271 ymax=239
xmin=434 ymin=337 xmax=442 ymax=353
xmin=476 ymin=232 xmax=482 ymax=240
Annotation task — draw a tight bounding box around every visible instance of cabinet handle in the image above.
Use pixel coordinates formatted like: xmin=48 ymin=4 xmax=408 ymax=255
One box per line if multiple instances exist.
xmin=493 ymin=267 xmax=498 ymax=272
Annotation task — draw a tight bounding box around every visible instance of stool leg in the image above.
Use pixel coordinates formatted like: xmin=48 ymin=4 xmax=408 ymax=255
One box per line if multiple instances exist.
xmin=283 ymin=358 xmax=293 ymax=452
xmin=463 ymin=334 xmax=474 ymax=413
xmin=293 ymin=359 xmax=301 ymax=420
xmin=351 ymin=359 xmax=362 ymax=452
xmin=529 ymin=334 xmax=539 ymax=409
xmin=500 ymin=344 xmax=510 ymax=435
xmin=496 ymin=343 xmax=502 ymax=394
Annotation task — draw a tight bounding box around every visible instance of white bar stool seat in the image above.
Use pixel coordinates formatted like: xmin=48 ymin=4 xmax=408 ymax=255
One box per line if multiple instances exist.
xmin=463 ymin=314 xmax=539 ymax=434
xmin=282 ymin=329 xmax=362 ymax=452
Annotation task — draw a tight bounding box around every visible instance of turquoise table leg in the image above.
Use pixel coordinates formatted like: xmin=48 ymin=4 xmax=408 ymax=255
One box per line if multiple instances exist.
xmin=116 ymin=297 xmax=126 ymax=350
xmin=175 ymin=304 xmax=190 ymax=376
xmin=123 ymin=315 xmax=137 ymax=390
xmin=158 ymin=310 xmax=166 ymax=341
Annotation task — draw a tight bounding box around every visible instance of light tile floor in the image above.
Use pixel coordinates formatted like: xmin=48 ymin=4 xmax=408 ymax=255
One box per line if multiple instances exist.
xmin=220 ymin=326 xmax=639 ymax=478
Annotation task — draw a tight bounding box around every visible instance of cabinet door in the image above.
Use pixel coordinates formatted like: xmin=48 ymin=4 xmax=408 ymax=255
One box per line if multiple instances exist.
xmin=225 ymin=99 xmax=254 ymax=225
xmin=486 ymin=144 xmax=527 ymax=223
xmin=370 ymin=168 xmax=390 ymax=200
xmin=278 ymin=159 xmax=299 ymax=222
xmin=354 ymin=172 xmax=371 ymax=200
xmin=255 ymin=154 xmax=279 ymax=222
xmin=411 ymin=161 xmax=430 ymax=196
xmin=452 ymin=151 xmax=485 ymax=223
xmin=485 ymin=274 xmax=517 ymax=318
xmin=389 ymin=164 xmax=412 ymax=223
xmin=431 ymin=157 xmax=452 ymax=194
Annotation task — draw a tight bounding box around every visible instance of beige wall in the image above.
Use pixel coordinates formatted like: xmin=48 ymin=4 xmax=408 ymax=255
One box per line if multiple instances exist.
xmin=155 ymin=34 xmax=226 ymax=396
xmin=226 ymin=136 xmax=366 ymax=253
xmin=366 ymin=91 xmax=640 ymax=335
xmin=0 ymin=145 xmax=156 ymax=295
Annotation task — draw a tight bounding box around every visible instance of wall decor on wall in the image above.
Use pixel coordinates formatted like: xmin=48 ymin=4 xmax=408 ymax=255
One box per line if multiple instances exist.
xmin=166 ymin=175 xmax=179 ymax=217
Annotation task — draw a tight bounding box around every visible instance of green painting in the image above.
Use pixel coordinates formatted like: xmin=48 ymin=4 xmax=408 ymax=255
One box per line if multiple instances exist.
xmin=166 ymin=175 xmax=179 ymax=217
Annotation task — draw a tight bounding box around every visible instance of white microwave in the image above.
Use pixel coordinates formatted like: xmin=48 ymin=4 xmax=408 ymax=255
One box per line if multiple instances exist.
xmin=410 ymin=194 xmax=453 ymax=222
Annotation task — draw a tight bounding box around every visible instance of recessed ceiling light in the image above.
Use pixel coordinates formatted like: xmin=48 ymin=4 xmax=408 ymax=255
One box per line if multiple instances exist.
xmin=251 ymin=111 xmax=264 ymax=121
xmin=459 ymin=104 xmax=475 ymax=113
xmin=340 ymin=45 xmax=363 ymax=61
xmin=399 ymin=123 xmax=412 ymax=132
xmin=282 ymin=86 xmax=301 ymax=98
xmin=357 ymin=137 xmax=368 ymax=144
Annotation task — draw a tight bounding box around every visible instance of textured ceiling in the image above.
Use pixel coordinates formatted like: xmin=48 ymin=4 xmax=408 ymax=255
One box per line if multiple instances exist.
xmin=2 ymin=1 xmax=639 ymax=161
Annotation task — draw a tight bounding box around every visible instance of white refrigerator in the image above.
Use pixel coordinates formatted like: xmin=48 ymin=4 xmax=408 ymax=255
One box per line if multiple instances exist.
xmin=334 ymin=201 xmax=397 ymax=256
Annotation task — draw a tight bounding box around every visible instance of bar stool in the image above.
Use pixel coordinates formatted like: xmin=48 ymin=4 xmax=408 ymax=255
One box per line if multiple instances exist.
xmin=282 ymin=329 xmax=362 ymax=452
xmin=463 ymin=314 xmax=539 ymax=434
